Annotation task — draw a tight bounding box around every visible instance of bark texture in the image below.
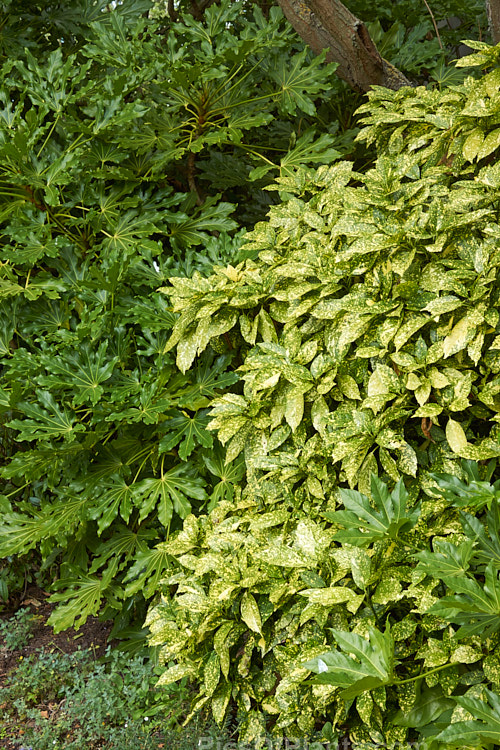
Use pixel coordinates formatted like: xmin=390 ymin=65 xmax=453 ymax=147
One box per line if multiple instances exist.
xmin=487 ymin=0 xmax=500 ymax=44
xmin=276 ymin=0 xmax=409 ymax=92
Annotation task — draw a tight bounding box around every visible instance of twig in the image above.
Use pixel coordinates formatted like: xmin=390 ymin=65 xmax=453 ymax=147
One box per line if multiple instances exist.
xmin=421 ymin=417 xmax=435 ymax=443
xmin=423 ymin=0 xmax=443 ymax=50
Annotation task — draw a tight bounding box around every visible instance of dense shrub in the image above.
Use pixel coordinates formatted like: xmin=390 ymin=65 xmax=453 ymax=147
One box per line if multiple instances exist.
xmin=0 ymin=0 xmax=342 ymax=631
xmin=147 ymin=43 xmax=500 ymax=746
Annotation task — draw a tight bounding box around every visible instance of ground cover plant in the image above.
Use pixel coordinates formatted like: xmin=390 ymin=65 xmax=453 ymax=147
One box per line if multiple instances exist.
xmin=0 ymin=632 xmax=227 ymax=749
xmin=146 ymin=41 xmax=500 ymax=747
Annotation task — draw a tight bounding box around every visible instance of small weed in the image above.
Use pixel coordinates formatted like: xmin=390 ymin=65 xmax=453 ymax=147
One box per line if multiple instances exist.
xmin=1 ymin=645 xmax=230 ymax=750
xmin=0 ymin=607 xmax=42 ymax=651
xmin=2 ymin=648 xmax=91 ymax=709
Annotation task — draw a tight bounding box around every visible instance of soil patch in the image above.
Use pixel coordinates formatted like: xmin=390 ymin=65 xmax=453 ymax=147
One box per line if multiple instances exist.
xmin=0 ymin=586 xmax=115 ymax=750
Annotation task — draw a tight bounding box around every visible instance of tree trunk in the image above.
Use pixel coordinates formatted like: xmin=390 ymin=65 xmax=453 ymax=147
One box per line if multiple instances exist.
xmin=276 ymin=0 xmax=410 ymax=92
xmin=487 ymin=0 xmax=500 ymax=44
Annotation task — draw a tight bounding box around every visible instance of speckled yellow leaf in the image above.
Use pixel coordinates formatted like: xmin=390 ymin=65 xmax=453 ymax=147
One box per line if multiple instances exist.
xmin=284 ymin=386 xmax=304 ymax=431
xmin=240 ymin=592 xmax=262 ymax=634
xmin=446 ymin=418 xmax=468 ymax=454
xmin=462 ymin=127 xmax=484 ymax=161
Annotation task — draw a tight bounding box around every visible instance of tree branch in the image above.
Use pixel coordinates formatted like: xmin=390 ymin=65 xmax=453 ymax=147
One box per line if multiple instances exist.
xmin=167 ymin=0 xmax=178 ymax=22
xmin=276 ymin=0 xmax=409 ymax=92
xmin=487 ymin=0 xmax=500 ymax=44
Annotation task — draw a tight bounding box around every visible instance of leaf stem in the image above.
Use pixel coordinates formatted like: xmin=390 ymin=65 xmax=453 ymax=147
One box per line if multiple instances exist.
xmin=36 ymin=114 xmax=61 ymax=159
xmin=393 ymin=662 xmax=452 ymax=686
xmin=132 ymin=454 xmax=151 ymax=484
xmin=422 ymin=0 xmax=444 ymax=50
xmin=4 ymin=481 xmax=32 ymax=498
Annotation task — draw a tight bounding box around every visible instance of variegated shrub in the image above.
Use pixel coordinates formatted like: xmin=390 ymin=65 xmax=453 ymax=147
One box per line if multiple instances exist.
xmin=147 ymin=43 xmax=500 ymax=747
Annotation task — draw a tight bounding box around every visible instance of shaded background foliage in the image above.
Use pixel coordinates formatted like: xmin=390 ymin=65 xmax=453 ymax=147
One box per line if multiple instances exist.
xmin=0 ymin=0 xmax=347 ymax=633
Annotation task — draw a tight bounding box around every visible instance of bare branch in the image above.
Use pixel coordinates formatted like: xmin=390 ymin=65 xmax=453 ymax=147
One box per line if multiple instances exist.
xmin=276 ymin=0 xmax=409 ymax=92
xmin=422 ymin=0 xmax=443 ymax=50
xmin=167 ymin=0 xmax=178 ymax=22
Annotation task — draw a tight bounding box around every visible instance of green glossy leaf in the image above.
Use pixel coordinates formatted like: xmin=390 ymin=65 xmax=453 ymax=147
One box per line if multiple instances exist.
xmin=393 ymin=687 xmax=454 ymax=728
xmin=303 ymin=626 xmax=394 ymax=699
xmin=436 ymin=689 xmax=500 ymax=744
xmin=325 ymin=475 xmax=420 ymax=545
xmin=240 ymin=592 xmax=262 ymax=634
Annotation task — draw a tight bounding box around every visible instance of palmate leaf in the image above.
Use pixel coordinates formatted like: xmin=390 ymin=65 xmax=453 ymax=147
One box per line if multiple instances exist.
xmin=324 ymin=474 xmax=420 ymax=546
xmin=0 ymin=494 xmax=89 ymax=557
xmin=0 ymin=510 xmax=52 ymax=557
xmin=6 ymin=390 xmax=86 ymax=442
xmin=135 ymin=465 xmax=207 ymax=527
xmin=429 ymin=461 xmax=500 ymax=510
xmin=203 ymin=446 xmax=245 ymax=508
xmin=303 ymin=626 xmax=395 ymax=700
xmin=87 ymin=475 xmax=136 ymax=535
xmin=460 ymin=506 xmax=500 ymax=567
xmin=415 ymin=539 xmax=474 ymax=580
xmin=177 ymin=352 xmax=239 ymax=409
xmin=123 ymin=543 xmax=171 ymax=599
xmin=271 ymin=47 xmax=338 ymax=116
xmin=435 ymin=688 xmax=500 ymax=745
xmin=90 ymin=524 xmax=155 ymax=578
xmin=37 ymin=342 xmax=118 ymax=406
xmin=118 ymin=293 xmax=176 ymax=332
xmin=1 ymin=443 xmax=86 ymax=483
xmin=249 ymin=130 xmax=340 ymax=181
xmin=2 ymin=233 xmax=62 ymax=265
xmin=105 ymin=383 xmax=171 ymax=425
xmin=22 ymin=275 xmax=66 ymax=301
xmin=168 ymin=198 xmax=238 ymax=248
xmin=101 ymin=209 xmax=159 ymax=255
xmin=158 ymin=410 xmax=213 ymax=460
xmin=278 ymin=130 xmax=340 ymax=178
xmin=47 ymin=563 xmax=118 ymax=633
xmin=429 ymin=562 xmax=500 ymax=638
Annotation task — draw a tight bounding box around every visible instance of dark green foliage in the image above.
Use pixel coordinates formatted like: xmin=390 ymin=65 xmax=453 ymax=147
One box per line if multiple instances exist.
xmin=349 ymin=0 xmax=486 ymax=46
xmin=0 ymin=0 xmax=343 ymax=631
xmin=3 ymin=0 xmax=500 ymax=746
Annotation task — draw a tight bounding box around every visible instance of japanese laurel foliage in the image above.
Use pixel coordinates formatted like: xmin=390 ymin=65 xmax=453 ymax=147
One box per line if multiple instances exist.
xmin=147 ymin=43 xmax=500 ymax=746
xmin=0 ymin=0 xmax=341 ymax=631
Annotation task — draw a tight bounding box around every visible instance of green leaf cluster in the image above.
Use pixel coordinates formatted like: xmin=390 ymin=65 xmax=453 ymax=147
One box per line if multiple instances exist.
xmin=164 ymin=39 xmax=500 ymax=496
xmin=147 ymin=465 xmax=500 ymax=746
xmin=149 ymin=42 xmax=500 ymax=745
xmin=0 ymin=0 xmax=342 ymax=631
